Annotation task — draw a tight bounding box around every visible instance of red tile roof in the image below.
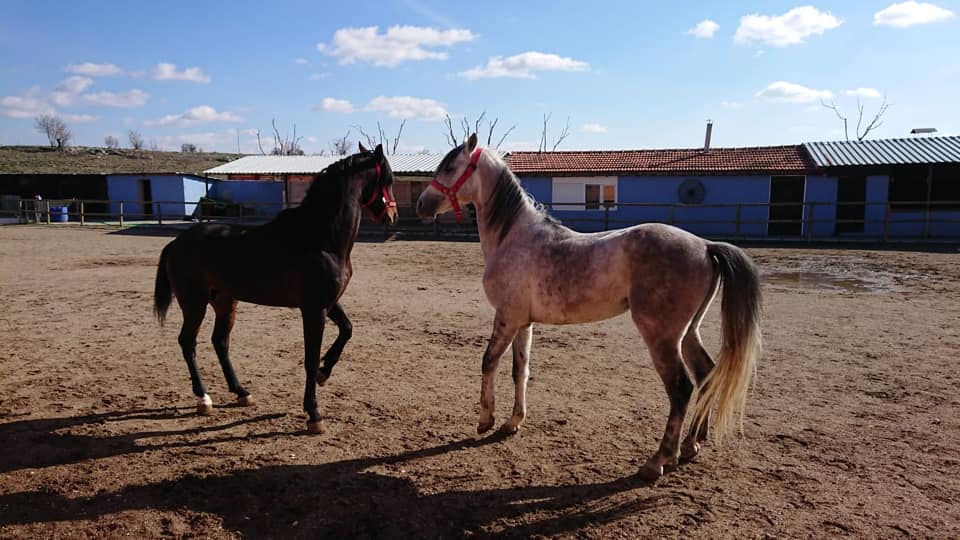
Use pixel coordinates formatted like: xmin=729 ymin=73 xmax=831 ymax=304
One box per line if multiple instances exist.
xmin=505 ymin=145 xmax=815 ymax=176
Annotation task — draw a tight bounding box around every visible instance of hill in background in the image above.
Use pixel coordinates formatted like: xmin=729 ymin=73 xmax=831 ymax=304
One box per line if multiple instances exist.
xmin=0 ymin=146 xmax=242 ymax=175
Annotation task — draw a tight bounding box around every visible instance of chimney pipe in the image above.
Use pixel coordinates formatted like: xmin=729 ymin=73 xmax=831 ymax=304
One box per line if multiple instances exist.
xmin=704 ymin=120 xmax=713 ymax=151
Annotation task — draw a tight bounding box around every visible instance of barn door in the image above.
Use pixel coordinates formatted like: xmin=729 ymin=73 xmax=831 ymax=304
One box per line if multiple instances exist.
xmin=768 ymin=176 xmax=805 ymax=236
xmin=138 ymin=179 xmax=153 ymax=216
xmin=835 ymin=176 xmax=866 ymax=234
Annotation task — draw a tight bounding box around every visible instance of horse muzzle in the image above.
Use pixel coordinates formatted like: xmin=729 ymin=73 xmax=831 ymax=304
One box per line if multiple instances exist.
xmin=416 ymin=192 xmax=445 ymax=222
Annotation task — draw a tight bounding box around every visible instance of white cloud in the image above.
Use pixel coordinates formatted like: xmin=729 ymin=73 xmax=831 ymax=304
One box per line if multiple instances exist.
xmin=688 ymin=19 xmax=720 ymax=38
xmin=82 ymin=89 xmax=150 ymax=108
xmin=874 ymin=1 xmax=953 ymax=27
xmin=145 ymin=105 xmax=242 ymax=126
xmin=0 ymin=90 xmax=55 ymax=118
xmin=755 ymin=81 xmax=833 ymax=103
xmin=150 ymin=63 xmax=211 ymax=83
xmin=308 ymin=73 xmax=329 ymax=81
xmin=64 ymin=62 xmax=123 ymax=77
xmin=61 ymin=113 xmax=99 ymax=123
xmin=293 ymin=57 xmax=309 ymax=65
xmin=735 ymin=6 xmax=842 ymax=46
xmin=459 ymin=51 xmax=589 ymax=80
xmin=845 ymin=87 xmax=882 ymax=98
xmin=317 ymin=25 xmax=476 ymax=66
xmin=721 ymin=100 xmax=744 ymax=108
xmin=366 ymin=96 xmax=447 ymax=120
xmin=581 ymin=123 xmax=608 ymax=134
xmin=50 ymin=76 xmax=94 ymax=106
xmin=315 ymin=97 xmax=354 ymax=113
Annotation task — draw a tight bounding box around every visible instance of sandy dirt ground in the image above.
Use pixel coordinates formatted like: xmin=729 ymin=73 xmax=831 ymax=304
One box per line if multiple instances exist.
xmin=0 ymin=225 xmax=958 ymax=539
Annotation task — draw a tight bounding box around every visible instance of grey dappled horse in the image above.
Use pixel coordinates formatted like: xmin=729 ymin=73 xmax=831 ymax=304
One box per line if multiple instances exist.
xmin=417 ymin=134 xmax=762 ymax=481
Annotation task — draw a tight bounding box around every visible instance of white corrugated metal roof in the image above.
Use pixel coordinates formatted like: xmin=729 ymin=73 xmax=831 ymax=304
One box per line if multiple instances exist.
xmin=204 ymin=151 xmax=509 ymax=176
xmin=803 ymin=136 xmax=960 ymax=167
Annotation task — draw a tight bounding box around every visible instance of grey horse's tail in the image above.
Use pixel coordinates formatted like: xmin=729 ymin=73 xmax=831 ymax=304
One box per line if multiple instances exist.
xmin=690 ymin=242 xmax=763 ymax=442
xmin=153 ymin=245 xmax=173 ymax=326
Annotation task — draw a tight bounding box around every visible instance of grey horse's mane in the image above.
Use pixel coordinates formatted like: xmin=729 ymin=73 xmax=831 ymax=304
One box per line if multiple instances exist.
xmin=482 ymin=150 xmax=559 ymax=243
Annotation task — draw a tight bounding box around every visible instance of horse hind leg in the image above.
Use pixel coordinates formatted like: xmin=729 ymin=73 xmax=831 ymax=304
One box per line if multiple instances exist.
xmin=680 ymin=275 xmax=720 ymax=460
xmin=177 ymin=296 xmax=213 ymax=415
xmin=211 ymin=294 xmax=253 ymax=406
xmin=634 ymin=324 xmax=694 ymax=481
xmin=501 ymin=324 xmax=532 ymax=435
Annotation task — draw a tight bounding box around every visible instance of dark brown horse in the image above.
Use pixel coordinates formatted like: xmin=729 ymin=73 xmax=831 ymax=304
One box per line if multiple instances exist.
xmin=153 ymin=144 xmax=397 ymax=433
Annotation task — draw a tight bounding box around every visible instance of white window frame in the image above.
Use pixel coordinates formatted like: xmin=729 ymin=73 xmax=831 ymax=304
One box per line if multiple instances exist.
xmin=552 ymin=177 xmax=617 ymax=211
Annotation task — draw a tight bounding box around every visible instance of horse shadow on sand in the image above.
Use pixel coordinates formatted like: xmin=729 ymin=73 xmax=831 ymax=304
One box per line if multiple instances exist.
xmin=0 ymin=407 xmax=288 ymax=474
xmin=0 ymin=409 xmax=698 ymax=538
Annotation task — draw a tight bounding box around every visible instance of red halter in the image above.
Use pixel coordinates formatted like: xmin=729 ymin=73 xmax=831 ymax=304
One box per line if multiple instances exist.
xmin=430 ymin=146 xmax=482 ymax=222
xmin=362 ymin=163 xmax=397 ymax=222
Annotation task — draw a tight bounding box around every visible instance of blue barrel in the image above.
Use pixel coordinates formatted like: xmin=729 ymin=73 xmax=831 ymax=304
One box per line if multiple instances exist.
xmin=57 ymin=206 xmax=69 ymax=222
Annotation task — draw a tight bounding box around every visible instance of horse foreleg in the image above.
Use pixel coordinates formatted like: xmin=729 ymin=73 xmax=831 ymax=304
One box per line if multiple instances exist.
xmin=211 ymin=296 xmax=253 ymax=406
xmin=478 ymin=313 xmax=520 ymax=434
xmin=317 ymin=302 xmax=352 ymax=386
xmin=301 ymin=305 xmax=327 ymax=433
xmin=501 ymin=324 xmax=532 ymax=435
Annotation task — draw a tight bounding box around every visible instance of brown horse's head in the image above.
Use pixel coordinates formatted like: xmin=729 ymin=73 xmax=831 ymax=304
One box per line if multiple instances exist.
xmin=358 ymin=142 xmax=398 ymax=225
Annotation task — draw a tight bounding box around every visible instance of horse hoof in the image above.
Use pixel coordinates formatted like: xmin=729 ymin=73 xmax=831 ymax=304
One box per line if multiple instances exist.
xmin=306 ymin=420 xmax=326 ymax=434
xmin=196 ymin=394 xmax=214 ymax=416
xmin=316 ymin=372 xmax=329 ymax=386
xmin=680 ymin=441 xmax=701 ymax=461
xmin=477 ymin=418 xmax=495 ymax=434
xmin=637 ymin=462 xmax=664 ymax=482
xmin=237 ymin=395 xmax=255 ymax=407
xmin=498 ymin=422 xmax=520 ymax=435
xmin=196 ymin=403 xmax=214 ymax=416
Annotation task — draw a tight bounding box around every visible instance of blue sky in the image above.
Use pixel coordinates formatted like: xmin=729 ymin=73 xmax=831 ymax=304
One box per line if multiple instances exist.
xmin=1 ymin=1 xmax=957 ymax=154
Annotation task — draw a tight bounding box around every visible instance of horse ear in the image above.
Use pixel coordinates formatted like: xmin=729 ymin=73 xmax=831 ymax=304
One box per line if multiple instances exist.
xmin=373 ymin=143 xmax=384 ymax=160
xmin=358 ymin=142 xmax=368 ymax=153
xmin=465 ymin=132 xmax=478 ymax=153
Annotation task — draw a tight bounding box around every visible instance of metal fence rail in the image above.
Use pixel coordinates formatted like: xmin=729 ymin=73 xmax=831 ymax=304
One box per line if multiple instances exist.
xmin=2 ymin=198 xmax=959 ymax=241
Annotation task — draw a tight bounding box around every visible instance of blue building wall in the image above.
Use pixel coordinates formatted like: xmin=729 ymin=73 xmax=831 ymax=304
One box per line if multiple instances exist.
xmin=107 ymin=174 xmax=211 ymax=219
xmin=519 ymin=174 xmax=775 ymax=236
xmin=211 ymin=180 xmax=285 ymax=216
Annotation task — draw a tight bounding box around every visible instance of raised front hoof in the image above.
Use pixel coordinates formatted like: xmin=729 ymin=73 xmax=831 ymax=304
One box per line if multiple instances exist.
xmin=237 ymin=394 xmax=255 ymax=407
xmin=306 ymin=420 xmax=326 ymax=434
xmin=477 ymin=418 xmax=495 ymax=434
xmin=680 ymin=441 xmax=701 ymax=462
xmin=316 ymin=372 xmax=330 ymax=386
xmin=196 ymin=403 xmax=214 ymax=416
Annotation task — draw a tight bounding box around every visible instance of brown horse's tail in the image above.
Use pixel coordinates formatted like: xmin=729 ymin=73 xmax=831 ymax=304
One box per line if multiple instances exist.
xmin=153 ymin=245 xmax=173 ymax=326
xmin=690 ymin=242 xmax=763 ymax=443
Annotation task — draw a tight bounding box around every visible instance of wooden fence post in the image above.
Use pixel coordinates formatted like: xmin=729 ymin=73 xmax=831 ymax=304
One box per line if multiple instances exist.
xmin=80 ymin=201 xmax=85 ymax=226
xmin=45 ymin=200 xmax=51 ymax=224
xmin=157 ymin=203 xmax=163 ymax=225
xmin=119 ymin=202 xmax=124 ymax=228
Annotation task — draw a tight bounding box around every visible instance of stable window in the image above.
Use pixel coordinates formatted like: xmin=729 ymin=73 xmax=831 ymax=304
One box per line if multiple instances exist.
xmin=931 ymin=164 xmax=960 ymax=210
xmin=553 ymin=177 xmax=617 ymax=211
xmin=888 ymin=165 xmax=928 ymax=211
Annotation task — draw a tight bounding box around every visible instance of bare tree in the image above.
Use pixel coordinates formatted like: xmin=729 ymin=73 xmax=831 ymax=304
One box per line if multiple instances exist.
xmin=443 ymin=111 xmax=515 ymax=150
xmin=181 ymin=143 xmax=199 ymax=153
xmin=128 ymin=129 xmax=144 ymax=150
xmin=34 ymin=115 xmax=72 ymax=150
xmin=353 ymin=120 xmax=406 ymax=154
xmin=104 ymin=135 xmax=119 ymax=149
xmin=329 ymin=130 xmax=352 ymax=156
xmin=263 ymin=118 xmax=305 ymax=155
xmin=821 ymin=95 xmax=890 ymax=141
xmin=538 ymin=113 xmax=570 ymax=152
